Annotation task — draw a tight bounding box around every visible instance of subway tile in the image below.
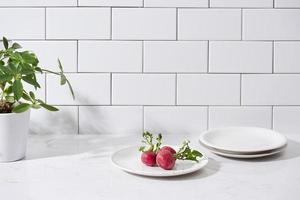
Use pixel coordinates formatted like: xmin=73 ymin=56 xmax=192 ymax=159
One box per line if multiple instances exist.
xmin=209 ymin=41 xmax=272 ymax=73
xmin=210 ymin=0 xmax=273 ymax=8
xmin=144 ymin=106 xmax=207 ymax=135
xmin=47 ymin=73 xmax=110 ymax=105
xmin=112 ymin=74 xmax=175 ymax=105
xmin=144 ymin=41 xmax=207 ymax=73
xmin=274 ymin=42 xmax=300 ymax=73
xmin=78 ymin=41 xmax=142 ymax=72
xmin=18 ymin=41 xmax=77 ymax=72
xmin=274 ymin=106 xmax=300 ymax=134
xmin=30 ymin=106 xmax=78 ymax=135
xmin=243 ymin=9 xmax=300 ymax=40
xmin=178 ymin=9 xmax=241 ymax=40
xmin=242 ymin=74 xmax=300 ymax=105
xmin=112 ymin=8 xmax=176 ymax=40
xmin=46 ymin=8 xmax=110 ymax=39
xmin=209 ymin=106 xmax=272 ymax=129
xmin=178 ymin=74 xmax=240 ymax=105
xmin=79 ymin=106 xmax=143 ymax=135
xmin=79 ymin=0 xmax=143 ymax=6
xmin=275 ymin=0 xmax=300 ymax=8
xmin=0 ymin=8 xmax=45 ymax=39
xmin=0 ymin=0 xmax=76 ymax=6
xmin=144 ymin=0 xmax=208 ymax=7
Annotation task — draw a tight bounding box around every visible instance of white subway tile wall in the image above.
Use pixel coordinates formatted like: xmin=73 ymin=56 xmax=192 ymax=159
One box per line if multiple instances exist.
xmin=1 ymin=1 xmax=298 ymax=135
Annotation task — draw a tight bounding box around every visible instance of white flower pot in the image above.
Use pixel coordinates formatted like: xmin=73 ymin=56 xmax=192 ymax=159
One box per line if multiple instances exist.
xmin=0 ymin=110 xmax=30 ymax=162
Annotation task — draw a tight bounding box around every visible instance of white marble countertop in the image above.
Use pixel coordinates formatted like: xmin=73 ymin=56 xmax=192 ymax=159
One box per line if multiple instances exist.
xmin=0 ymin=133 xmax=300 ymax=200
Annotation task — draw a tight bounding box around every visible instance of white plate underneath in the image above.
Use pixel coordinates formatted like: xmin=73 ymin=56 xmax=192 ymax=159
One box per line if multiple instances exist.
xmin=208 ymin=147 xmax=285 ymax=158
xmin=111 ymin=146 xmax=208 ymax=177
xmin=199 ymin=127 xmax=287 ymax=155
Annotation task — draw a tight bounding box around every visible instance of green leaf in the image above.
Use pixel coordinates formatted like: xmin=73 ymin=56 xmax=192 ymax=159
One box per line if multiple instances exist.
xmin=3 ymin=37 xmax=8 ymax=50
xmin=40 ymin=103 xmax=58 ymax=111
xmin=20 ymin=51 xmax=39 ymax=65
xmin=22 ymin=92 xmax=32 ymax=102
xmin=12 ymin=80 xmax=23 ymax=101
xmin=29 ymin=91 xmax=35 ymax=100
xmin=58 ymin=59 xmax=63 ymax=72
xmin=22 ymin=75 xmax=41 ymax=89
xmin=20 ymin=63 xmax=35 ymax=75
xmin=12 ymin=103 xmax=31 ymax=113
xmin=0 ymin=74 xmax=13 ymax=82
xmin=35 ymin=67 xmax=43 ymax=73
xmin=12 ymin=43 xmax=22 ymax=49
xmin=66 ymin=79 xmax=75 ymax=100
xmin=5 ymin=96 xmax=15 ymax=103
xmin=60 ymin=74 xmax=67 ymax=85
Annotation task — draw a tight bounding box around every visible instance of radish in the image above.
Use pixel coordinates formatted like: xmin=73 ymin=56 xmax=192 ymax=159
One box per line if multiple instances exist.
xmin=141 ymin=151 xmax=156 ymax=166
xmin=156 ymin=150 xmax=175 ymax=170
xmin=160 ymin=146 xmax=176 ymax=155
xmin=139 ymin=132 xmax=162 ymax=167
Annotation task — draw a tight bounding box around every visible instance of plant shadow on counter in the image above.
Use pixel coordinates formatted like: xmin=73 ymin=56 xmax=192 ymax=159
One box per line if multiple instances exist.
xmin=128 ymin=158 xmax=220 ymax=181
xmin=215 ymin=139 xmax=300 ymax=163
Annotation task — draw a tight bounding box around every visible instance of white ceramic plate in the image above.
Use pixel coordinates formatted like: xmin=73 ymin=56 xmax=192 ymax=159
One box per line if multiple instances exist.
xmin=199 ymin=127 xmax=287 ymax=155
xmin=111 ymin=146 xmax=208 ymax=177
xmin=206 ymin=147 xmax=285 ymax=158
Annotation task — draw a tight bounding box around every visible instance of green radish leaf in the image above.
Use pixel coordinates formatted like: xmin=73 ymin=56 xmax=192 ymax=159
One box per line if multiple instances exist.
xmin=3 ymin=37 xmax=8 ymax=50
xmin=12 ymin=103 xmax=30 ymax=113
xmin=12 ymin=43 xmax=22 ymax=49
xmin=40 ymin=103 xmax=58 ymax=111
xmin=12 ymin=80 xmax=23 ymax=101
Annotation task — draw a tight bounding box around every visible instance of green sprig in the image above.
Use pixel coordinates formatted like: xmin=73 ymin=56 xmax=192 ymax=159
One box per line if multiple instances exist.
xmin=175 ymin=140 xmax=202 ymax=162
xmin=139 ymin=131 xmax=162 ymax=153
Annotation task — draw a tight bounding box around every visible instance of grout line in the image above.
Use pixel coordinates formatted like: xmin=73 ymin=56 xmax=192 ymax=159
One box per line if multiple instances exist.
xmin=77 ymin=106 xmax=80 ymax=134
xmin=273 ymin=0 xmax=275 ymax=8
xmin=176 ymin=8 xmax=178 ymax=40
xmin=8 ymin=38 xmax=300 ymax=42
xmin=76 ymin=40 xmax=79 ymax=72
xmin=175 ymin=74 xmax=178 ymax=105
xmin=48 ymin=105 xmax=300 ymax=107
xmin=207 ymin=41 xmax=210 ymax=72
xmin=142 ymin=41 xmax=144 ymax=72
xmin=241 ymin=9 xmax=243 ymax=40
xmin=44 ymin=8 xmax=47 ymax=39
xmin=208 ymin=0 xmax=210 ymax=8
xmin=110 ymin=7 xmax=113 ymax=40
xmin=271 ymin=106 xmax=274 ymax=129
xmin=110 ymin=73 xmax=113 ymax=105
xmin=36 ymin=71 xmax=300 ymax=75
xmin=240 ymin=74 xmax=242 ymax=105
xmin=272 ymin=40 xmax=275 ymax=73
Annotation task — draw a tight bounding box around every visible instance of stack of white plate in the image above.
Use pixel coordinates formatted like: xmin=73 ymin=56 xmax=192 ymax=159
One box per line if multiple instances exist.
xmin=199 ymin=127 xmax=287 ymax=158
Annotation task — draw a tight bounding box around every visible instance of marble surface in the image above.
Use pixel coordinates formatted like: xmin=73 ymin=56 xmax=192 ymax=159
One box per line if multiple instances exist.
xmin=0 ymin=133 xmax=300 ymax=200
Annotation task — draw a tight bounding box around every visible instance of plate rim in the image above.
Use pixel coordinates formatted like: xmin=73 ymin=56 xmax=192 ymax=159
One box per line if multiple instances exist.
xmin=111 ymin=145 xmax=208 ymax=177
xmin=199 ymin=126 xmax=288 ymax=154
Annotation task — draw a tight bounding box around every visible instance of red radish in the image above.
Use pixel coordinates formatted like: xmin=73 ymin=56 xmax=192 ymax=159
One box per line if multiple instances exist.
xmin=160 ymin=146 xmax=176 ymax=155
xmin=141 ymin=151 xmax=156 ymax=166
xmin=156 ymin=150 xmax=175 ymax=170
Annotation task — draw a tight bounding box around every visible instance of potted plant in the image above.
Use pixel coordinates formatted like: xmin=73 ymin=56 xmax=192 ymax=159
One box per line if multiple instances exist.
xmin=0 ymin=37 xmax=74 ymax=162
